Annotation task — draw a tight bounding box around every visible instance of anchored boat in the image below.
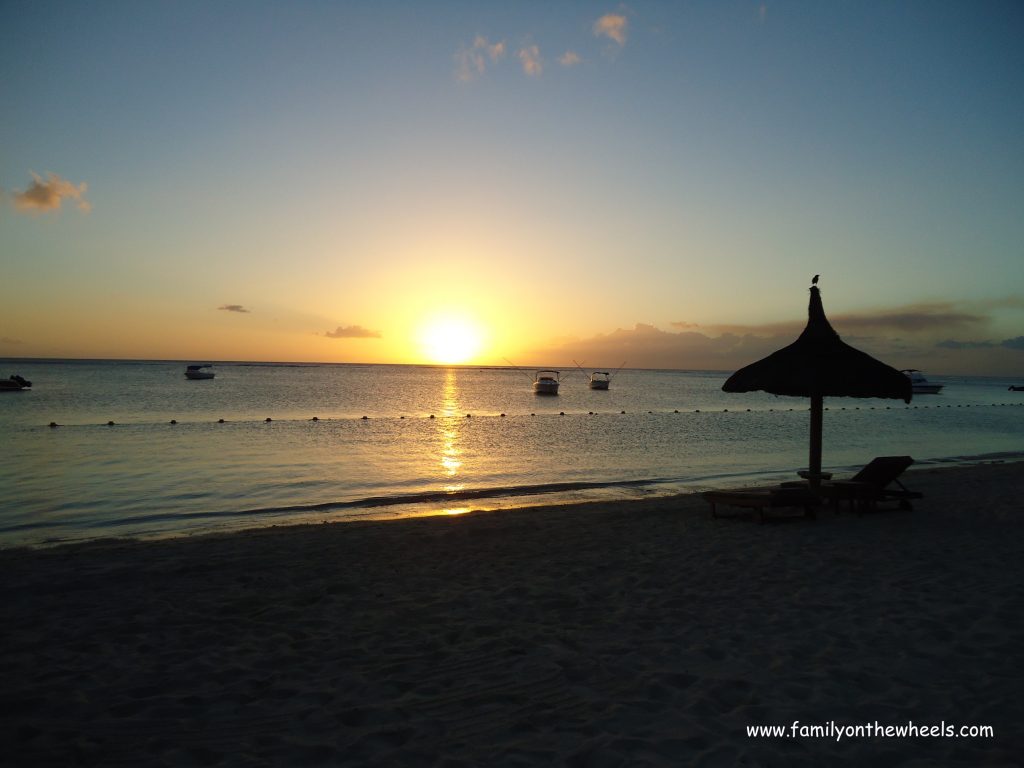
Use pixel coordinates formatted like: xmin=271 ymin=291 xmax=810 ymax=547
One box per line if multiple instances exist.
xmin=901 ymin=369 xmax=942 ymax=394
xmin=185 ymin=364 xmax=216 ymax=380
xmin=0 ymin=374 xmax=31 ymax=391
xmin=533 ymin=370 xmax=560 ymax=395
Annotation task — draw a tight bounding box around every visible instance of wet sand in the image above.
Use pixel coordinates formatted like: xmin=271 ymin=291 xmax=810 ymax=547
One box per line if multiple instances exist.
xmin=2 ymin=462 xmax=1023 ymax=766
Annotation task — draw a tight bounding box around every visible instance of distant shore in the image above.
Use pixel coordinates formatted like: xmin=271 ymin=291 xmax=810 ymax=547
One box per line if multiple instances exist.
xmin=2 ymin=461 xmax=1023 ymax=765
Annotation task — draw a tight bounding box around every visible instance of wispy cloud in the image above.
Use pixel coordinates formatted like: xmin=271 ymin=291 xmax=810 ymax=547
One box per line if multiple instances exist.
xmin=697 ymin=302 xmax=990 ymax=339
xmin=323 ymin=325 xmax=381 ymax=339
xmin=455 ymin=35 xmax=506 ymax=82
xmin=937 ymin=336 xmax=1024 ymax=351
xmin=559 ymin=51 xmax=581 ymax=67
xmin=593 ymin=13 xmax=628 ymax=46
xmin=518 ymin=45 xmax=543 ymax=76
xmin=1 ymin=337 xmax=22 ymax=345
xmin=218 ymin=304 xmax=251 ymax=313
xmin=525 ymin=298 xmax=1024 ymax=375
xmin=10 ymin=171 xmax=90 ymax=213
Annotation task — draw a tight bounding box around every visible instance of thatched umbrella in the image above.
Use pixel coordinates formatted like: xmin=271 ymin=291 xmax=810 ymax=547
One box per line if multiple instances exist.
xmin=722 ymin=278 xmax=912 ymax=489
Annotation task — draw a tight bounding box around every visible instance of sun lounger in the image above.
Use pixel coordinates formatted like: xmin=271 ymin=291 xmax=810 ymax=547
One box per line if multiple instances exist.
xmin=819 ymin=455 xmax=923 ymax=513
xmin=702 ymin=487 xmax=820 ymax=523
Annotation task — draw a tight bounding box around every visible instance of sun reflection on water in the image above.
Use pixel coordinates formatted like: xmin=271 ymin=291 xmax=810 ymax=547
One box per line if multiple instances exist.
xmin=439 ymin=369 xmax=465 ymax=493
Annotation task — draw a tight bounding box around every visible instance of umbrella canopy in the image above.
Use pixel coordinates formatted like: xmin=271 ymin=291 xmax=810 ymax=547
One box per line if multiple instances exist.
xmin=722 ymin=280 xmax=911 ymax=487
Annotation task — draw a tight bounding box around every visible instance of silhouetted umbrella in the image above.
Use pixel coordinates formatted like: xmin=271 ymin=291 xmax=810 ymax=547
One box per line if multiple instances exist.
xmin=722 ymin=280 xmax=912 ymax=489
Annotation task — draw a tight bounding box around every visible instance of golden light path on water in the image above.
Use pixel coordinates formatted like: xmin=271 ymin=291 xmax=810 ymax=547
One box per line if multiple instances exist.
xmin=438 ymin=370 xmax=467 ymax=512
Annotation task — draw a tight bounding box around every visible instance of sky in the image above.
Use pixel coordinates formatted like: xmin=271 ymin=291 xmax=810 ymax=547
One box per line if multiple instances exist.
xmin=2 ymin=0 xmax=1023 ymax=375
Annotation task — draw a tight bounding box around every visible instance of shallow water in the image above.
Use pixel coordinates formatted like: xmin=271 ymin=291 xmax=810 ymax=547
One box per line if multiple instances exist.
xmin=2 ymin=359 xmax=1022 ymax=545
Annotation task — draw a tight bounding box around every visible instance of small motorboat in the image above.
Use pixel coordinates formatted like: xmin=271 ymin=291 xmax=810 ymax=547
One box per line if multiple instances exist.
xmin=0 ymin=374 xmax=31 ymax=391
xmin=533 ymin=370 xmax=560 ymax=395
xmin=589 ymin=371 xmax=611 ymax=390
xmin=1010 ymin=385 xmax=1024 ymax=392
xmin=901 ymin=369 xmax=942 ymax=394
xmin=185 ymin=364 xmax=216 ymax=380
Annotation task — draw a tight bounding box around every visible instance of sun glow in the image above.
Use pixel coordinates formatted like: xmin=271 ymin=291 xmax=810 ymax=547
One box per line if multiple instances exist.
xmin=419 ymin=316 xmax=484 ymax=364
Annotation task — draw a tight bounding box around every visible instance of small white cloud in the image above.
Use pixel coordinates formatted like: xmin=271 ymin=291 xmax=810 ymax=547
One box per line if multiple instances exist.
xmin=218 ymin=304 xmax=251 ymax=313
xmin=11 ymin=171 xmax=90 ymax=213
xmin=559 ymin=51 xmax=581 ymax=67
xmin=593 ymin=13 xmax=628 ymax=46
xmin=455 ymin=35 xmax=506 ymax=82
xmin=518 ymin=45 xmax=543 ymax=76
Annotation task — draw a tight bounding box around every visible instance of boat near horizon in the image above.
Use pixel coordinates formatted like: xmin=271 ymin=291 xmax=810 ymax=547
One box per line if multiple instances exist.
xmin=902 ymin=369 xmax=943 ymax=394
xmin=185 ymin=364 xmax=215 ymax=380
xmin=0 ymin=374 xmax=31 ymax=391
xmin=533 ymin=370 xmax=560 ymax=395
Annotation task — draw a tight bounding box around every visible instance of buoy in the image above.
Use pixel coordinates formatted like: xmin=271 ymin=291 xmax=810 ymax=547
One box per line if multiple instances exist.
xmin=266 ymin=417 xmax=273 ymax=422
xmin=311 ymin=416 xmax=319 ymax=421
xmin=559 ymin=411 xmax=565 ymax=416
xmin=695 ymin=409 xmax=700 ymax=413
xmin=500 ymin=413 xmax=506 ymax=417
xmin=361 ymin=416 xmax=368 ymax=420
xmin=674 ymin=409 xmax=679 ymax=413
xmin=169 ymin=419 xmax=177 ymax=425
xmin=400 ymin=415 xmax=405 ymax=419
xmin=49 ymin=422 xmax=59 ymax=428
xmin=429 ymin=414 xmax=435 ymax=419
xmin=621 ymin=410 xmax=625 ymax=414
xmin=107 ymin=421 xmax=115 ymax=426
xmin=466 ymin=414 xmax=471 ymax=418
xmin=218 ymin=418 xmax=225 ymax=423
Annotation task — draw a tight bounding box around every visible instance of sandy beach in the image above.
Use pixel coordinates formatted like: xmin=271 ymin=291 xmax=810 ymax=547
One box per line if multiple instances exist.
xmin=2 ymin=461 xmax=1023 ymax=766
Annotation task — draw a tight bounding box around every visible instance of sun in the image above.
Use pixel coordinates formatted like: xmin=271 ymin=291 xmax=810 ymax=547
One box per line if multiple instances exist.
xmin=419 ymin=316 xmax=484 ymax=364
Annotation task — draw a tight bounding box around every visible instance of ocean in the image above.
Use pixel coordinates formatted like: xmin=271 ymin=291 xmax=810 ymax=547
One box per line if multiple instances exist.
xmin=2 ymin=359 xmax=1022 ymax=546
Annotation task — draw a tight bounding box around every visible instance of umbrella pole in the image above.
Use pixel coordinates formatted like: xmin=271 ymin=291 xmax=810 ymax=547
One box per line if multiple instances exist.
xmin=809 ymin=392 xmax=823 ymax=491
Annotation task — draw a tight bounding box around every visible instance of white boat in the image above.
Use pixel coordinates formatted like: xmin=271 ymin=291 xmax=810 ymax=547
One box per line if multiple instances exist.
xmin=185 ymin=364 xmax=215 ymax=380
xmin=589 ymin=371 xmax=611 ymax=390
xmin=533 ymin=370 xmax=560 ymax=395
xmin=902 ymin=369 xmax=942 ymax=394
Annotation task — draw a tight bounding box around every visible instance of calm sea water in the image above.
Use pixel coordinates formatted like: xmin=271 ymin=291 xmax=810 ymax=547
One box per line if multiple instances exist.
xmin=2 ymin=359 xmax=1022 ymax=546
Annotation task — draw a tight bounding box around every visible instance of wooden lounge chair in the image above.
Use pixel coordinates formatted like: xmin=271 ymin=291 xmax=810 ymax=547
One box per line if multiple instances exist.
xmin=819 ymin=455 xmax=923 ymax=513
xmin=702 ymin=487 xmax=820 ymax=523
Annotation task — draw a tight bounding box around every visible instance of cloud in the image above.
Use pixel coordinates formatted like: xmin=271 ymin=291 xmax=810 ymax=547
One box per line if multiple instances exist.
xmin=455 ymin=35 xmax=506 ymax=81
xmin=593 ymin=13 xmax=628 ymax=46
xmin=218 ymin=304 xmax=251 ymax=313
xmin=938 ymin=336 xmax=1024 ymax=352
xmin=559 ymin=51 xmax=581 ymax=67
xmin=936 ymin=339 xmax=995 ymax=350
xmin=1 ymin=337 xmax=22 ymax=345
xmin=523 ymin=296 xmax=1024 ymax=375
xmin=702 ymin=302 xmax=989 ymax=339
xmin=323 ymin=325 xmax=381 ymax=339
xmin=10 ymin=171 xmax=90 ymax=213
xmin=518 ymin=45 xmax=543 ymax=76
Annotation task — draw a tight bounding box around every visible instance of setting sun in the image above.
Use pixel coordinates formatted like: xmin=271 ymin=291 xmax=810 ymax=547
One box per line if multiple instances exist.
xmin=419 ymin=316 xmax=484 ymax=364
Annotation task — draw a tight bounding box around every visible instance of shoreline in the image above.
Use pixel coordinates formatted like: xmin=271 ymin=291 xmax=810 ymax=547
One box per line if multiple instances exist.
xmin=2 ymin=462 xmax=1023 ymax=764
xmin=6 ymin=455 xmax=1024 ymax=550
